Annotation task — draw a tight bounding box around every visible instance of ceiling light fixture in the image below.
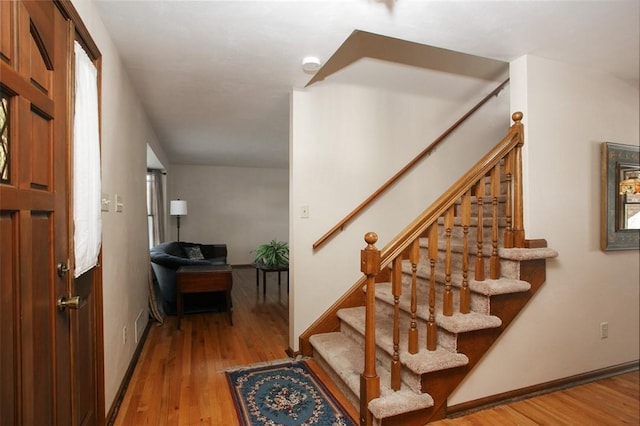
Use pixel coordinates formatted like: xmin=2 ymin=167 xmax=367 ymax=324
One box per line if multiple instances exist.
xmin=302 ymin=56 xmax=321 ymax=74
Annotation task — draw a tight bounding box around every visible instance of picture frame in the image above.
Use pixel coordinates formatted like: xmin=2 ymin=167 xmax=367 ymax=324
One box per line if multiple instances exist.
xmin=600 ymin=142 xmax=640 ymax=251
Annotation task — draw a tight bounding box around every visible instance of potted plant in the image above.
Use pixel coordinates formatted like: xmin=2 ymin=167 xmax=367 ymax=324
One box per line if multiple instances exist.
xmin=254 ymin=240 xmax=289 ymax=268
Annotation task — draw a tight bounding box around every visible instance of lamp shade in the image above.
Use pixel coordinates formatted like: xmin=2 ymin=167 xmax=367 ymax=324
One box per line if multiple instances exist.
xmin=170 ymin=199 xmax=188 ymax=216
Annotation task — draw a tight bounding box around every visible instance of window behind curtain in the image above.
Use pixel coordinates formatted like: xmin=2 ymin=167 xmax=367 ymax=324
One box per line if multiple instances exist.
xmin=146 ymin=169 xmax=165 ymax=248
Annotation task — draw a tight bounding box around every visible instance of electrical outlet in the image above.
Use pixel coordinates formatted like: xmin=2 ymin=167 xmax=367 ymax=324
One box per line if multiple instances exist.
xmin=123 ymin=326 xmax=127 ymax=344
xmin=600 ymin=322 xmax=608 ymax=339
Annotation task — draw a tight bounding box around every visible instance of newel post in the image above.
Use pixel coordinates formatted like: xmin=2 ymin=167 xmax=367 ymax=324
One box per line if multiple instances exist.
xmin=511 ymin=112 xmax=526 ymax=247
xmin=360 ymin=232 xmax=380 ymax=426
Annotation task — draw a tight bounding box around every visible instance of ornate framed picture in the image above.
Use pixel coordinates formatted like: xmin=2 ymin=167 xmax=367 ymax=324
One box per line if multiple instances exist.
xmin=601 ymin=142 xmax=640 ymax=250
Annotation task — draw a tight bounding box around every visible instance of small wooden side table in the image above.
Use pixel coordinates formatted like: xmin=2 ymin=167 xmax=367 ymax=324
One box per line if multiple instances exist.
xmin=254 ymin=263 xmax=289 ymax=295
xmin=176 ymin=264 xmax=233 ymax=329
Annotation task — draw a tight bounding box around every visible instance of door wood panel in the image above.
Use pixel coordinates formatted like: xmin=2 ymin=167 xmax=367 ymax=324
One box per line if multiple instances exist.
xmin=0 ymin=0 xmax=69 ymax=422
xmin=1 ymin=1 xmax=104 ymax=424
xmin=0 ymin=212 xmax=17 ymax=425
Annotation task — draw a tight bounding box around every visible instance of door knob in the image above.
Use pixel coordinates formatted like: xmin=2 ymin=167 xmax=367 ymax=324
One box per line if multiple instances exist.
xmin=57 ymin=295 xmax=85 ymax=311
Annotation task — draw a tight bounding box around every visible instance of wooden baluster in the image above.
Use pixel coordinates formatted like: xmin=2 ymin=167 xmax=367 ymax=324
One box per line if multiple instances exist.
xmin=360 ymin=232 xmax=380 ymax=426
xmin=443 ymin=206 xmax=454 ymax=316
xmin=460 ymin=191 xmax=471 ymax=313
xmin=503 ymin=150 xmax=514 ymax=248
xmin=490 ymin=165 xmax=501 ymax=279
xmin=475 ymin=176 xmax=486 ymax=281
xmin=427 ymin=223 xmax=438 ymax=351
xmin=407 ymin=239 xmax=420 ymax=355
xmin=511 ymin=112 xmax=525 ymax=248
xmin=391 ymin=255 xmax=402 ymax=390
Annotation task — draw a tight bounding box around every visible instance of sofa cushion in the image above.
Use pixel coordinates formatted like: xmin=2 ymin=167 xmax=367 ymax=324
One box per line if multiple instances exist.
xmin=185 ymin=246 xmax=204 ymax=259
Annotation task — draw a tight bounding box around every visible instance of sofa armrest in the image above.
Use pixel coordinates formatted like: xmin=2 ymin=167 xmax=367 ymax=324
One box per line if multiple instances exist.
xmin=150 ymin=251 xmax=214 ymax=268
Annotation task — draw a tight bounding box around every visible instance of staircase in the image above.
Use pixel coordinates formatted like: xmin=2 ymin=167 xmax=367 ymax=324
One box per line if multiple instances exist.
xmin=300 ymin=112 xmax=558 ymax=425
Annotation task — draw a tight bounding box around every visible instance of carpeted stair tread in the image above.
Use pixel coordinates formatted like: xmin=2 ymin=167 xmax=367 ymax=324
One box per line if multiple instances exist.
xmin=500 ymin=247 xmax=559 ymax=260
xmin=398 ymin=263 xmax=531 ymax=296
xmin=469 ymin=277 xmax=531 ymax=295
xmin=375 ymin=283 xmax=502 ymax=333
xmin=309 ymin=332 xmax=434 ymax=420
xmin=369 ymin=388 xmax=434 ymax=420
xmin=337 ymin=306 xmax=469 ymax=374
xmin=310 ymin=333 xmax=362 ymax=396
xmin=435 ymin=311 xmax=501 ymax=333
xmin=400 ymin=347 xmax=468 ymax=375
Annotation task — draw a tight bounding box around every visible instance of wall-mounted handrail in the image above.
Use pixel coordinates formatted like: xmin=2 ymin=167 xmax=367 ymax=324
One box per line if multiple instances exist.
xmin=312 ymin=78 xmax=510 ymax=250
xmin=378 ymin=112 xmax=524 ymax=266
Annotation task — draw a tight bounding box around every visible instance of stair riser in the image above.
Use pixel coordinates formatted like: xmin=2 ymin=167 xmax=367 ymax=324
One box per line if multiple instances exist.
xmin=386 ymin=276 xmax=492 ymax=318
xmin=449 ymin=198 xmax=508 ymax=218
xmin=312 ymin=351 xmax=361 ymax=414
xmin=500 ymin=259 xmax=522 ymax=279
xmin=448 ymin=176 xmax=507 ymax=200
xmin=402 ymin=253 xmax=521 ymax=285
xmin=421 ymin=256 xmax=521 ymax=281
xmin=423 ymin=249 xmax=496 ymax=274
xmin=339 ymin=321 xmax=424 ymax=393
xmin=474 ymin=174 xmax=508 ymax=192
xmin=374 ymin=300 xmax=459 ymax=352
xmin=434 ymin=221 xmax=507 ymax=245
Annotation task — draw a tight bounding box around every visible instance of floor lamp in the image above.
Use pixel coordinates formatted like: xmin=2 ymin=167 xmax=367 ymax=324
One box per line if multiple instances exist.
xmin=170 ymin=199 xmax=188 ymax=242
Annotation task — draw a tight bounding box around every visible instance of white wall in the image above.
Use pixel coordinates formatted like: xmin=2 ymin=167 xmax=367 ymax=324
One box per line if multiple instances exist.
xmin=71 ymin=0 xmax=164 ymax=413
xmin=290 ymin=78 xmax=509 ymax=350
xmin=448 ymin=55 xmax=640 ymax=404
xmin=168 ymin=165 xmax=289 ymax=264
xmin=65 ymin=1 xmax=640 ymax=411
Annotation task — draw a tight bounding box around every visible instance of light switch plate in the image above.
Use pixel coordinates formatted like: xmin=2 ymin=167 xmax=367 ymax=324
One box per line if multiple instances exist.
xmin=101 ymin=193 xmax=110 ymax=212
xmin=115 ymin=194 xmax=123 ymax=212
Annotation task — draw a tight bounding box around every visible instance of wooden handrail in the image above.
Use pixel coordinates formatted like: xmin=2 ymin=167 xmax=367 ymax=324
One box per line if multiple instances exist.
xmin=312 ymin=78 xmax=510 ymax=250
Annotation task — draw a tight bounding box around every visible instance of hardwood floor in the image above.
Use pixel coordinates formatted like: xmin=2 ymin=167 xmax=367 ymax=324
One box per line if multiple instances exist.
xmin=113 ymin=267 xmax=639 ymax=425
xmin=113 ymin=266 xmax=293 ymax=426
xmin=431 ymin=371 xmax=639 ymax=425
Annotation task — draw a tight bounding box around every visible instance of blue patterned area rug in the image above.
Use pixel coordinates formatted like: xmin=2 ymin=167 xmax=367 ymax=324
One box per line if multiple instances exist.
xmin=226 ymin=360 xmax=357 ymax=426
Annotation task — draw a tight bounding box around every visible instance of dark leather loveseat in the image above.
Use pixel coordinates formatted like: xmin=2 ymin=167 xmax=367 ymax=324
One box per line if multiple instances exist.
xmin=150 ymin=241 xmax=228 ymax=315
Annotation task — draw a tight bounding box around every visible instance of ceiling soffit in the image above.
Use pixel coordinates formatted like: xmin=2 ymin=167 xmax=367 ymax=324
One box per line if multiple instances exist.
xmin=307 ymin=30 xmax=509 ymax=88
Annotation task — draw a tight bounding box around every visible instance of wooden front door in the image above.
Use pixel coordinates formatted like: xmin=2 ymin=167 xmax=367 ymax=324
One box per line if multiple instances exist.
xmin=0 ymin=1 xmax=101 ymax=424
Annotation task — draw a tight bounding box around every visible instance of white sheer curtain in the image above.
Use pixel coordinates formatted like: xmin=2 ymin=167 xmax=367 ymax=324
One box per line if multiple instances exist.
xmin=73 ymin=41 xmax=101 ymax=278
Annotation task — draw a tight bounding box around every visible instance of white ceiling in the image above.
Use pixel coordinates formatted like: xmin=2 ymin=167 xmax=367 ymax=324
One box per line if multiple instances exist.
xmin=95 ymin=0 xmax=639 ymax=169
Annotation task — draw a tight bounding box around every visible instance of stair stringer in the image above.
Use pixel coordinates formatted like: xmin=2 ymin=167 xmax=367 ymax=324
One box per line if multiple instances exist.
xmin=408 ymin=256 xmax=553 ymax=425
